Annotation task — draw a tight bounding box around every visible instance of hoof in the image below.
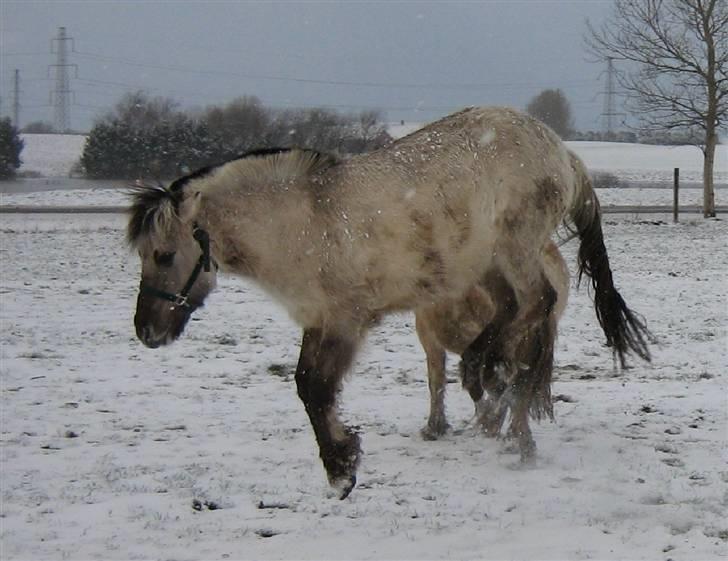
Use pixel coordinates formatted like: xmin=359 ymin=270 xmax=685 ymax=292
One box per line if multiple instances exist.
xmin=421 ymin=420 xmax=450 ymax=441
xmin=500 ymin=440 xmax=520 ymax=455
xmin=420 ymin=428 xmax=441 ymax=441
xmin=475 ymin=405 xmax=507 ymax=438
xmin=519 ymin=439 xmax=537 ymax=463
xmin=322 ymin=433 xmax=361 ymax=499
xmin=333 ymin=475 xmax=357 ymax=499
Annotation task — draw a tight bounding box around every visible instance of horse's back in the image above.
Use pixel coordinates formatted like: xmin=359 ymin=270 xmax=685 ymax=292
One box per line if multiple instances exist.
xmin=315 ymin=106 xmax=580 ymax=314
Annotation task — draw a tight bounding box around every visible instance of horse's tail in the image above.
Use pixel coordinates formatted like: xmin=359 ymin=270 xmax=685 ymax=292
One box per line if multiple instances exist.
xmin=565 ymin=151 xmax=653 ymax=368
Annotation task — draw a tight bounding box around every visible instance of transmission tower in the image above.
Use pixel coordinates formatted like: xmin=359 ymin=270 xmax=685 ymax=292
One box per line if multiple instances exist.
xmin=12 ymin=69 xmax=21 ymax=128
xmin=49 ymin=27 xmax=77 ymax=133
xmin=599 ymin=57 xmax=623 ymax=137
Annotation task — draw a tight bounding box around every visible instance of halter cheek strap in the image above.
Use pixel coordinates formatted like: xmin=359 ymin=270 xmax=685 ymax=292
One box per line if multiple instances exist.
xmin=140 ymin=224 xmax=215 ymax=309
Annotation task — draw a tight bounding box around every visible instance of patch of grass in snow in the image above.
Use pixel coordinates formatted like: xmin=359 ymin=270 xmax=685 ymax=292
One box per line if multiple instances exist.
xmin=17 ymin=350 xmax=64 ymax=359
xmin=267 ymin=363 xmax=293 ymax=380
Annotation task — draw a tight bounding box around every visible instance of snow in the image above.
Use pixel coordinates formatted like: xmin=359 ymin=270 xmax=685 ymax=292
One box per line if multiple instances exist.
xmin=567 ymin=141 xmax=728 ymax=185
xmin=1 ymin=132 xmax=727 ymax=560
xmin=1 ymin=212 xmax=726 ymax=560
xmin=18 ymin=134 xmax=87 ymax=178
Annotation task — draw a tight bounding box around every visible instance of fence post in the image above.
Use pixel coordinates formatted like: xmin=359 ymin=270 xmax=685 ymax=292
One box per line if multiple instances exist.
xmin=673 ymin=167 xmax=680 ymax=223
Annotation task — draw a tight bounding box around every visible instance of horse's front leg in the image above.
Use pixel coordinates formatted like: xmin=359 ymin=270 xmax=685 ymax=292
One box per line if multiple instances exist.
xmin=295 ymin=327 xmax=361 ymax=499
xmin=415 ymin=314 xmax=450 ymax=440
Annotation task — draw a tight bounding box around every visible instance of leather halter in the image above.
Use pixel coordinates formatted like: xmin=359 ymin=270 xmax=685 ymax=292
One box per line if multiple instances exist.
xmin=139 ymin=224 xmax=213 ymax=309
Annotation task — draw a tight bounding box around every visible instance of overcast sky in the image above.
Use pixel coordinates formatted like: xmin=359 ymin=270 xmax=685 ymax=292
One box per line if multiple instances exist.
xmin=1 ymin=1 xmax=614 ymax=133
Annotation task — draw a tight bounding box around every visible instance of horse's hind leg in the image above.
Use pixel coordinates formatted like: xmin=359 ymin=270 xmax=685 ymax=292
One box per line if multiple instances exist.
xmin=460 ymin=270 xmax=518 ymax=436
xmin=415 ymin=314 xmax=450 ymax=440
xmin=504 ymin=276 xmax=558 ymax=461
xmin=294 ymin=327 xmax=361 ymax=498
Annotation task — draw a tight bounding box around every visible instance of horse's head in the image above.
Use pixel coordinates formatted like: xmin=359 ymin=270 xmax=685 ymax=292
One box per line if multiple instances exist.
xmin=128 ymin=185 xmax=217 ymax=348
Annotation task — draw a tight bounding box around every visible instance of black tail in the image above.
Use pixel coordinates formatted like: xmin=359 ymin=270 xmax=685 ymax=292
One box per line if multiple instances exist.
xmin=568 ymin=155 xmax=653 ymax=368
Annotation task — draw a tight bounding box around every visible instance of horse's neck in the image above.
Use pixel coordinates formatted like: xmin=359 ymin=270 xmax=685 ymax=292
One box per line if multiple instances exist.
xmin=200 ymin=186 xmax=314 ymax=273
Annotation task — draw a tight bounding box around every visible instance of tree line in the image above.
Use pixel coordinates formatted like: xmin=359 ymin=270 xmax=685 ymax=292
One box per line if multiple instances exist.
xmin=79 ymin=94 xmax=391 ymax=179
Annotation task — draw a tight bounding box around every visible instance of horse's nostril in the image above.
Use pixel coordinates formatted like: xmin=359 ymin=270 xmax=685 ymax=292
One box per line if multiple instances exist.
xmin=136 ymin=324 xmax=152 ymax=344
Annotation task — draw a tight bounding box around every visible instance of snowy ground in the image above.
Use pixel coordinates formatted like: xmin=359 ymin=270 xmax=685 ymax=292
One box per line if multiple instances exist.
xmin=1 ymin=207 xmax=726 ymax=560
xmin=18 ymin=134 xmax=87 ymax=178
xmin=567 ymin=141 xmax=727 ymax=186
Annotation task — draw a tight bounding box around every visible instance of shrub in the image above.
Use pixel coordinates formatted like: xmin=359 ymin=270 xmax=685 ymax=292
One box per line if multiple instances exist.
xmin=81 ymin=92 xmax=391 ymax=180
xmin=80 ymin=118 xmax=222 ymax=180
xmin=0 ymin=118 xmax=23 ymax=179
xmin=590 ymin=171 xmax=627 ymax=189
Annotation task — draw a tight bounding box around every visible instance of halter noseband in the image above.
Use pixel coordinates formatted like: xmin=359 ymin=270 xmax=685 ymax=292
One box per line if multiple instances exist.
xmin=140 ymin=224 xmax=214 ymax=309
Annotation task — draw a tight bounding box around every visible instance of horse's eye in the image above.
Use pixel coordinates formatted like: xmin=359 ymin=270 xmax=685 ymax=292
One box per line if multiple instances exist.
xmin=154 ymin=251 xmax=176 ymax=267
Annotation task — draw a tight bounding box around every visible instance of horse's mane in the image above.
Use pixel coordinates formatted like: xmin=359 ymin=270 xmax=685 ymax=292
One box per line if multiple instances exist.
xmin=126 ymin=147 xmax=337 ymax=247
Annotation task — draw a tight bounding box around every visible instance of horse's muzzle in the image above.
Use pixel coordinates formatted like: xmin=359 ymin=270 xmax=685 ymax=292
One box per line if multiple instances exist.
xmin=136 ymin=324 xmax=172 ymax=348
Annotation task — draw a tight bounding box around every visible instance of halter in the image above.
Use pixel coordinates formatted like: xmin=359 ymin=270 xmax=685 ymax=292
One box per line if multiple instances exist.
xmin=140 ymin=224 xmax=214 ymax=309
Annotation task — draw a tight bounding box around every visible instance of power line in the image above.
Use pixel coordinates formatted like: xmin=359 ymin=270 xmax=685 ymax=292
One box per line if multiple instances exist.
xmin=50 ymin=27 xmax=77 ymax=132
xmin=0 ymin=52 xmax=49 ymax=57
xmin=71 ymin=49 xmax=596 ymax=92
xmin=598 ymin=57 xmax=625 ymax=136
xmin=12 ymin=69 xmax=21 ymax=127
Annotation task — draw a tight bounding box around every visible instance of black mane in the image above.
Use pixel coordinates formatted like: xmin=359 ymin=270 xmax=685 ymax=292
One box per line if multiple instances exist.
xmin=127 ymin=183 xmax=177 ymax=246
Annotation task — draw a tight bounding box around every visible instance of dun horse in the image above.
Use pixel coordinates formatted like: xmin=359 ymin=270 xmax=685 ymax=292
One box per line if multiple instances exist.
xmin=416 ymin=239 xmax=570 ymax=460
xmin=128 ymin=107 xmax=651 ymax=498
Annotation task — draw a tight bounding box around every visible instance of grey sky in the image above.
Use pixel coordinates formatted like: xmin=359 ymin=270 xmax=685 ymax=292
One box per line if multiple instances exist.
xmin=1 ymin=0 xmax=613 ymax=132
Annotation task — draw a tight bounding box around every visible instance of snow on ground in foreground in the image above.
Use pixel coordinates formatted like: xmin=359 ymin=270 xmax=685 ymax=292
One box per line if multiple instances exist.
xmin=1 ymin=213 xmax=726 ymax=560
xmin=18 ymin=134 xmax=86 ymax=178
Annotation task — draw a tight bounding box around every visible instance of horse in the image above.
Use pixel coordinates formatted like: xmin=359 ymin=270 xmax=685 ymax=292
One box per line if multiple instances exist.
xmin=415 ymin=239 xmax=570 ymax=461
xmin=128 ymin=106 xmax=652 ymax=498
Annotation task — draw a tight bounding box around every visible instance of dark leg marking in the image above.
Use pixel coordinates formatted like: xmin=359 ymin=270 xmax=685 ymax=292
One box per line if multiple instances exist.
xmin=295 ymin=328 xmax=360 ymax=498
xmin=459 ymin=271 xmax=519 ymax=409
xmin=503 ymin=278 xmax=558 ymax=461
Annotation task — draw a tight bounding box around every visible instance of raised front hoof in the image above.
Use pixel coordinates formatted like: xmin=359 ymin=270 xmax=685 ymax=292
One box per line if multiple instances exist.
xmin=331 ymin=475 xmax=357 ymax=500
xmin=322 ymin=434 xmax=361 ymax=499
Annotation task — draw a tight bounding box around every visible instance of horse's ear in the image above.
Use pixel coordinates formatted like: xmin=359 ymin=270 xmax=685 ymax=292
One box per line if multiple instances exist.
xmin=178 ymin=191 xmax=201 ymax=224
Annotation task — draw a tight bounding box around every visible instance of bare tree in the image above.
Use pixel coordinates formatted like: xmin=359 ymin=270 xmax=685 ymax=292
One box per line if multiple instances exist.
xmin=526 ymin=89 xmax=574 ymax=138
xmin=203 ymin=96 xmax=271 ymax=153
xmin=586 ymin=0 xmax=727 ymax=217
xmin=103 ymin=91 xmax=182 ymax=131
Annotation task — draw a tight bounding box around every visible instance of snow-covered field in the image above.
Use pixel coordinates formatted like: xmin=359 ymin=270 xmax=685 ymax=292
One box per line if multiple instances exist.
xmin=18 ymin=134 xmax=87 ymax=178
xmin=1 ymin=211 xmax=726 ymax=560
xmin=567 ymin=141 xmax=727 ymax=186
